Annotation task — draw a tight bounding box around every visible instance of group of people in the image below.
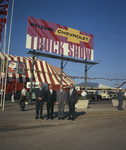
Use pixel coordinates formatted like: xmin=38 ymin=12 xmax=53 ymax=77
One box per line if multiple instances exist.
xmin=20 ymin=83 xmax=78 ymax=121
xmin=35 ymin=83 xmax=78 ymax=121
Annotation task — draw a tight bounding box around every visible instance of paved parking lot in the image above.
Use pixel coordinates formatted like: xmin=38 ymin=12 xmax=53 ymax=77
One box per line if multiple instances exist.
xmin=0 ymin=100 xmax=126 ymax=130
xmin=0 ymin=100 xmax=126 ymax=150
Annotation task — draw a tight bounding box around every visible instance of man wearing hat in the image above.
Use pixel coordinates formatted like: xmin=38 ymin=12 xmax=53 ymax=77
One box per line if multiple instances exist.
xmin=20 ymin=85 xmax=27 ymax=111
xmin=117 ymin=88 xmax=124 ymax=110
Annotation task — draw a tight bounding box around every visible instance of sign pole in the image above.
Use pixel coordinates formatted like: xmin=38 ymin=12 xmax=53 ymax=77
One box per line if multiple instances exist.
xmin=29 ymin=50 xmax=35 ymax=105
xmin=84 ymin=59 xmax=87 ymax=92
xmin=60 ymin=54 xmax=63 ymax=85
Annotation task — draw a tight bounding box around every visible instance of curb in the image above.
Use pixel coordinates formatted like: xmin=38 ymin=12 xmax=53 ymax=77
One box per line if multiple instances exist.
xmin=0 ymin=122 xmax=73 ymax=132
xmin=1 ymin=115 xmax=126 ymax=132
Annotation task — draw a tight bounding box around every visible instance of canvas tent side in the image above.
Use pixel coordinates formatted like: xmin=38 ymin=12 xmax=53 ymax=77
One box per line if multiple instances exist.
xmin=0 ymin=52 xmax=75 ymax=93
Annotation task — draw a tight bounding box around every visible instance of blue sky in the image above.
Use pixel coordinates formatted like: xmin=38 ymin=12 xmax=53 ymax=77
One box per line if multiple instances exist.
xmin=1 ymin=0 xmax=126 ymax=88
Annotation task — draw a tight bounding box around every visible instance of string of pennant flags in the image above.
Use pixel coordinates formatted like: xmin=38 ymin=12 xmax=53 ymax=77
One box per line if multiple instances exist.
xmin=7 ymin=68 xmax=126 ymax=81
xmin=1 ymin=60 xmax=126 ymax=81
xmin=31 ymin=70 xmax=126 ymax=81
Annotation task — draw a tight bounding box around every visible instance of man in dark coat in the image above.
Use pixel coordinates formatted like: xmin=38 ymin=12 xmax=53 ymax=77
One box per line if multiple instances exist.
xmin=117 ymin=88 xmax=124 ymax=110
xmin=67 ymin=83 xmax=78 ymax=121
xmin=35 ymin=82 xmax=46 ymax=119
xmin=45 ymin=84 xmax=56 ymax=119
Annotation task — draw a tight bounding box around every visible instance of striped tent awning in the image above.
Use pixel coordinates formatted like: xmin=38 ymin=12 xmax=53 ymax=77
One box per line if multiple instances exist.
xmin=0 ymin=52 xmax=75 ymax=87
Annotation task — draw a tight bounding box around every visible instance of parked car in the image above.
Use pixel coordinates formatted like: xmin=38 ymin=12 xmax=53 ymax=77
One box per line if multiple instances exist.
xmin=26 ymin=90 xmax=36 ymax=101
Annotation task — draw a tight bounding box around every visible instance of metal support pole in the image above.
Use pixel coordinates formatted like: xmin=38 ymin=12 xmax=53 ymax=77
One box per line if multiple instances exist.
xmin=60 ymin=55 xmax=63 ymax=85
xmin=2 ymin=0 xmax=15 ymax=111
xmin=29 ymin=50 xmax=35 ymax=105
xmin=84 ymin=59 xmax=87 ymax=92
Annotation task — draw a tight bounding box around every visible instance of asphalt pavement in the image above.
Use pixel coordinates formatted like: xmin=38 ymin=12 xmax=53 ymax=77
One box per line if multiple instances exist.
xmin=0 ymin=100 xmax=126 ymax=131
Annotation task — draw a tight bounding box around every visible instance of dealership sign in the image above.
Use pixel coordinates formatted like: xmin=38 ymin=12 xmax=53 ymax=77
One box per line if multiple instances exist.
xmin=26 ymin=16 xmax=94 ymax=61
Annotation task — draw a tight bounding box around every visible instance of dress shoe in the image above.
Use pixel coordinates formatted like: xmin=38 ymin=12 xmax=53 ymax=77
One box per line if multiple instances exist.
xmin=72 ymin=118 xmax=75 ymax=121
xmin=35 ymin=117 xmax=38 ymax=119
xmin=61 ymin=117 xmax=65 ymax=120
xmin=58 ymin=118 xmax=60 ymax=120
xmin=67 ymin=117 xmax=71 ymax=120
xmin=40 ymin=116 xmax=44 ymax=119
xmin=51 ymin=117 xmax=53 ymax=120
xmin=47 ymin=117 xmax=49 ymax=119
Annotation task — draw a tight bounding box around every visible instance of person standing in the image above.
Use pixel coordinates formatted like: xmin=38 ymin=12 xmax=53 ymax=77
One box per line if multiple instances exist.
xmin=20 ymin=85 xmax=27 ymax=111
xmin=81 ymin=90 xmax=87 ymax=98
xmin=117 ymin=88 xmax=124 ymax=111
xmin=67 ymin=83 xmax=78 ymax=121
xmin=11 ymin=90 xmax=15 ymax=102
xmin=35 ymin=82 xmax=46 ymax=119
xmin=124 ymin=89 xmax=126 ymax=99
xmin=45 ymin=84 xmax=56 ymax=119
xmin=57 ymin=84 xmax=66 ymax=120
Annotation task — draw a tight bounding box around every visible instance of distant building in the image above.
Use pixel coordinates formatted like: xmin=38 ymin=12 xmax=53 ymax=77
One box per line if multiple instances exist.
xmin=74 ymin=82 xmax=118 ymax=99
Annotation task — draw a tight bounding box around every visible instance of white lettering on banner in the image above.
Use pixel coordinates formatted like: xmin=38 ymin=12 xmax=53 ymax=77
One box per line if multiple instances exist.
xmin=26 ymin=34 xmax=32 ymax=49
xmin=26 ymin=35 xmax=94 ymax=60
xmin=68 ymin=44 xmax=73 ymax=57
xmin=38 ymin=37 xmax=43 ymax=50
xmin=34 ymin=37 xmax=37 ymax=50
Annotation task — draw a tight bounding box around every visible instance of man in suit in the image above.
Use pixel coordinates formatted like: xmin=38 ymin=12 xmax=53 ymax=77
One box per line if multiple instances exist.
xmin=35 ymin=82 xmax=46 ymax=119
xmin=45 ymin=84 xmax=56 ymax=119
xmin=57 ymin=84 xmax=66 ymax=120
xmin=117 ymin=88 xmax=124 ymax=111
xmin=67 ymin=83 xmax=78 ymax=121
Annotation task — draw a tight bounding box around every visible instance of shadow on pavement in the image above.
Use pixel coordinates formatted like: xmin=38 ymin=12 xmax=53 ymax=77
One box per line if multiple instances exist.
xmin=74 ymin=111 xmax=86 ymax=119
